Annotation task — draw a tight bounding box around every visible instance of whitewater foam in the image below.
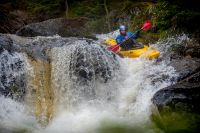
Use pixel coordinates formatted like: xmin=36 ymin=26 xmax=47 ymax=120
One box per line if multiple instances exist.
xmin=0 ymin=34 xmax=184 ymax=133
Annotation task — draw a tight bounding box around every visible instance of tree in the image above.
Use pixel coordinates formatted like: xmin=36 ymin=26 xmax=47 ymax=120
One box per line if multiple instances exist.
xmin=104 ymin=0 xmax=111 ymax=32
xmin=65 ymin=0 xmax=69 ymax=17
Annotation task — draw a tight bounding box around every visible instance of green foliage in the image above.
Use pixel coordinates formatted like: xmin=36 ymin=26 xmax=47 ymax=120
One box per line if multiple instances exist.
xmin=85 ymin=17 xmax=110 ymax=33
xmin=3 ymin=0 xmax=66 ymax=17
xmin=153 ymin=0 xmax=200 ymax=35
xmin=2 ymin=0 xmax=199 ymax=39
xmin=68 ymin=0 xmax=105 ymax=19
xmin=26 ymin=0 xmax=65 ymax=16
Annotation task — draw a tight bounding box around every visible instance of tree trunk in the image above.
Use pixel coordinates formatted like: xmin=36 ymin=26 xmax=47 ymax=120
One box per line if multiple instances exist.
xmin=65 ymin=0 xmax=69 ymax=17
xmin=104 ymin=0 xmax=111 ymax=32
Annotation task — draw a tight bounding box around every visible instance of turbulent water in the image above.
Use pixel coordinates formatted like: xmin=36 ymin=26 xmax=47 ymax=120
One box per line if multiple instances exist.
xmin=0 ymin=33 xmax=189 ymax=133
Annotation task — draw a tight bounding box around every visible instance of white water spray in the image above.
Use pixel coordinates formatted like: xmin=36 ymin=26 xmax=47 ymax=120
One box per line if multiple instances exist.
xmin=0 ymin=34 xmax=184 ymax=133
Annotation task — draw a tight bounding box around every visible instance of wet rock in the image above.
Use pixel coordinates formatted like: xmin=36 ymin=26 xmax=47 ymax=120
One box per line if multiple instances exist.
xmin=16 ymin=17 xmax=95 ymax=38
xmin=152 ymin=77 xmax=200 ymax=113
xmin=0 ymin=35 xmax=26 ymax=101
xmin=185 ymin=46 xmax=200 ymax=58
xmin=68 ymin=43 xmax=119 ymax=104
xmin=169 ymin=56 xmax=200 ymax=81
xmin=0 ymin=35 xmax=14 ymax=53
xmin=69 ymin=44 xmax=118 ymax=86
xmin=151 ymin=69 xmax=200 ymax=133
xmin=152 ymin=67 xmax=200 ymax=112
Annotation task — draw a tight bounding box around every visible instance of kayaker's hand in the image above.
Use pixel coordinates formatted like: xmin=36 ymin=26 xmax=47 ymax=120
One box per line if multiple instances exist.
xmin=135 ymin=30 xmax=140 ymax=37
xmin=131 ymin=31 xmax=140 ymax=39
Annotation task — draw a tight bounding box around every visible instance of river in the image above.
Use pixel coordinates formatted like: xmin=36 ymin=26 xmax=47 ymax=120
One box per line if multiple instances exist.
xmin=0 ymin=32 xmax=183 ymax=133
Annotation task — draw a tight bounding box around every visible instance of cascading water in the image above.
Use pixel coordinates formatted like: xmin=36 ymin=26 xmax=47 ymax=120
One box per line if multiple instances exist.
xmin=51 ymin=39 xmax=119 ymax=112
xmin=0 ymin=50 xmax=27 ymax=101
xmin=0 ymin=47 xmax=40 ymax=132
xmin=0 ymin=33 xmax=184 ymax=133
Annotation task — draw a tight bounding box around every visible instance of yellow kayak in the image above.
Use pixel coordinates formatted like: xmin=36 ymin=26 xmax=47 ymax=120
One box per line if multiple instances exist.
xmin=104 ymin=38 xmax=160 ymax=59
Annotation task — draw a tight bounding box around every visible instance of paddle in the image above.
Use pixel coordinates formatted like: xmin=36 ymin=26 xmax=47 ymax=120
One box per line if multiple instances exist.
xmin=109 ymin=20 xmax=152 ymax=53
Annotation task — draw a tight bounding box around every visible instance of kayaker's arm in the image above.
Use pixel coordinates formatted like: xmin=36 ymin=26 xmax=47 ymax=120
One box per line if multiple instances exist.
xmin=116 ymin=35 xmax=123 ymax=44
xmin=134 ymin=30 xmax=140 ymax=38
xmin=129 ymin=30 xmax=140 ymax=39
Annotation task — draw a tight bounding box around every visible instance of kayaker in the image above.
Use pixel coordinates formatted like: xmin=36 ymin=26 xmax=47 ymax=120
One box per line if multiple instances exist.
xmin=116 ymin=25 xmax=140 ymax=50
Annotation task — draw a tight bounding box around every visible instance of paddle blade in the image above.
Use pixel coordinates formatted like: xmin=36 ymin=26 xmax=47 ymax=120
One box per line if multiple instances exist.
xmin=141 ymin=20 xmax=152 ymax=31
xmin=108 ymin=45 xmax=120 ymax=52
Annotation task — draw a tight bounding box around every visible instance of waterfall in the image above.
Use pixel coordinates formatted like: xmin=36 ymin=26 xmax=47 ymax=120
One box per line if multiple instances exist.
xmin=0 ymin=50 xmax=27 ymax=101
xmin=0 ymin=34 xmax=182 ymax=133
xmin=50 ymin=39 xmax=119 ymax=112
xmin=0 ymin=48 xmax=40 ymax=132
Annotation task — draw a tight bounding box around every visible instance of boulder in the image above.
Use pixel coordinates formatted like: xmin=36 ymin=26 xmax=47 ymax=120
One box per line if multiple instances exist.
xmin=16 ymin=17 xmax=96 ymax=38
xmin=169 ymin=56 xmax=200 ymax=81
xmin=69 ymin=44 xmax=118 ymax=85
xmin=151 ymin=69 xmax=200 ymax=133
xmin=152 ymin=71 xmax=200 ymax=113
xmin=185 ymin=45 xmax=200 ymax=58
xmin=0 ymin=35 xmax=14 ymax=53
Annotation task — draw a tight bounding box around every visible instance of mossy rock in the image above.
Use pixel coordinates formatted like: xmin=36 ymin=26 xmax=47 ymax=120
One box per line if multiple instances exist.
xmin=151 ymin=108 xmax=200 ymax=133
